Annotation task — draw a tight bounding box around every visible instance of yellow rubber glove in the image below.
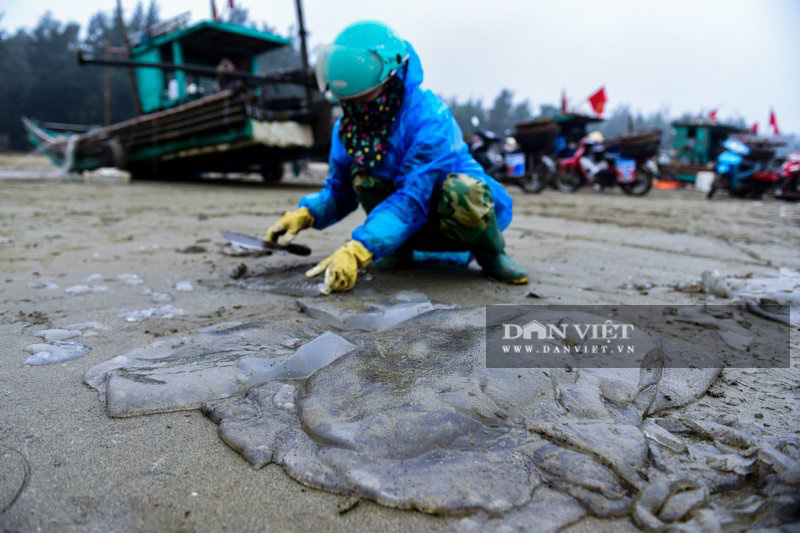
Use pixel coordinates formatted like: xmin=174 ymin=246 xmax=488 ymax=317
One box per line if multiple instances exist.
xmin=305 ymin=240 xmax=373 ymax=294
xmin=265 ymin=207 xmax=314 ymax=246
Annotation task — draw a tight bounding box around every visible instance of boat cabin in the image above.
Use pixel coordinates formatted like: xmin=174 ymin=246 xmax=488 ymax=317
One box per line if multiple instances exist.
xmin=130 ymin=19 xmax=291 ymax=112
xmin=24 ymin=16 xmax=332 ymax=180
xmin=672 ymin=120 xmax=745 ymax=166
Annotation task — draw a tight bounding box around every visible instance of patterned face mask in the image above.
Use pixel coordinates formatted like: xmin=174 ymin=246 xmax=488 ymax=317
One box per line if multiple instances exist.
xmin=339 ymin=74 xmax=405 ymax=175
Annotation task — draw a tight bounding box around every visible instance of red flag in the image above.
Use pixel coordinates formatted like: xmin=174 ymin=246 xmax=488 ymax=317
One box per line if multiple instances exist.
xmin=769 ymin=110 xmax=780 ymax=135
xmin=561 ymin=90 xmax=567 ymax=113
xmin=709 ymin=109 xmax=718 ymax=122
xmin=751 ymin=122 xmax=759 ymax=135
xmin=210 ymin=0 xmax=218 ymax=20
xmin=588 ymin=87 xmax=606 ymax=116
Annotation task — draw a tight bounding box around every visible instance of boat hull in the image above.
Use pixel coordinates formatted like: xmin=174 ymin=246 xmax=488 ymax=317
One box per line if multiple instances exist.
xmin=23 ymin=89 xmax=331 ymax=178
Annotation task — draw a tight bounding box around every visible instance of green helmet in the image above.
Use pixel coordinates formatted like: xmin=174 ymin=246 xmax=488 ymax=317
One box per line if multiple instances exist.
xmin=315 ymin=21 xmax=409 ymax=99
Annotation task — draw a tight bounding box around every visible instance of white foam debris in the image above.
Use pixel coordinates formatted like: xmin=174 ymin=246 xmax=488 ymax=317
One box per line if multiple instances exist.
xmin=121 ymin=305 xmax=186 ymax=322
xmin=82 ymin=166 xmax=130 ymax=184
xmin=65 ymin=284 xmax=109 ymax=295
xmin=118 ymin=273 xmax=144 ymax=286
xmin=24 ymin=341 xmax=91 ymax=365
xmin=27 ymin=281 xmax=60 ymax=289
xmin=175 ymin=281 xmax=194 ymax=292
xmin=86 ymin=273 xmax=111 ymax=282
xmin=0 ymin=236 xmax=12 ymax=244
xmin=701 ymin=270 xmax=731 ymax=298
xmin=727 ymin=267 xmax=800 ymax=302
xmin=685 ymin=268 xmax=800 ymax=303
xmin=681 ymin=268 xmax=800 ymax=325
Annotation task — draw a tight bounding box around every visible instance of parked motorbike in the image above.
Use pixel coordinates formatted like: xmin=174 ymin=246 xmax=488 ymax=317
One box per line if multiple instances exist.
xmin=512 ymin=118 xmax=559 ymax=193
xmin=554 ymin=133 xmax=656 ymax=196
xmin=776 ymin=151 xmax=800 ymax=200
xmin=468 ymin=117 xmax=539 ymax=192
xmin=470 ymin=126 xmax=506 ymax=179
xmin=708 ymin=139 xmax=779 ymax=199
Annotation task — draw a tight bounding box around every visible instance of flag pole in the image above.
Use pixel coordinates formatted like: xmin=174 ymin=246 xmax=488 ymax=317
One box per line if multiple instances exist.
xmin=294 ymin=0 xmax=314 ymax=112
xmin=115 ymin=0 xmax=141 ymax=116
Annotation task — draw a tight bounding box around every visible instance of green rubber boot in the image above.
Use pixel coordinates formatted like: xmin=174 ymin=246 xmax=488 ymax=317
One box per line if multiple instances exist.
xmin=471 ymin=214 xmax=529 ymax=284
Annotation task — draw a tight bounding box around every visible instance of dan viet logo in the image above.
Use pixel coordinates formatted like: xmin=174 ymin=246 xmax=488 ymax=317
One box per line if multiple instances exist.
xmin=500 ymin=319 xmax=636 ymax=354
xmin=486 ymin=304 xmax=790 ymax=369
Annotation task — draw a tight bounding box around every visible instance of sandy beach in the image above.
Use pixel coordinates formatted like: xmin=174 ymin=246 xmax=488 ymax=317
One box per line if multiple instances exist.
xmin=1 ymin=172 xmax=798 ymax=531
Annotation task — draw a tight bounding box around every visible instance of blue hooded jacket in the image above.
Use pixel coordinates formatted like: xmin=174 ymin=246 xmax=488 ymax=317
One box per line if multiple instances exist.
xmin=299 ymin=42 xmax=513 ymax=259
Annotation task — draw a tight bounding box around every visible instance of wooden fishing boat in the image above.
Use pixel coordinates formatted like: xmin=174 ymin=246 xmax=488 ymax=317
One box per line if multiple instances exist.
xmin=23 ymin=18 xmax=332 ymax=181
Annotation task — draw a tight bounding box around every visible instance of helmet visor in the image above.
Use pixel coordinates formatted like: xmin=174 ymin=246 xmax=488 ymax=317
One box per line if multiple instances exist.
xmin=314 ymin=43 xmax=384 ymax=99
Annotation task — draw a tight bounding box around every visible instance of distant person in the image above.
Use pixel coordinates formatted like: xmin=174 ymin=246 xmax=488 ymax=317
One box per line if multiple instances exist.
xmin=166 ymin=75 xmax=179 ymax=100
xmin=580 ymin=131 xmax=609 ymax=180
xmin=264 ymin=21 xmax=527 ymax=293
xmin=215 ymin=58 xmax=237 ymax=91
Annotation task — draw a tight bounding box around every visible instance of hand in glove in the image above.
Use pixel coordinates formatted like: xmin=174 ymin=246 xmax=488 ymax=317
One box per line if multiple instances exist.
xmin=264 ymin=207 xmax=314 ymax=246
xmin=305 ymin=240 xmax=372 ymax=294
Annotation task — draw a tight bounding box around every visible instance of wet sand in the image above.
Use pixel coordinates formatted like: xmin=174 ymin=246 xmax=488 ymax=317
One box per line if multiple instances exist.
xmin=1 ymin=174 xmax=798 ymax=531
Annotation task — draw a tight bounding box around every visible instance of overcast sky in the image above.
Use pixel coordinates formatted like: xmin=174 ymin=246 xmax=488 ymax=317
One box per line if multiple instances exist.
xmin=3 ymin=0 xmax=799 ymax=133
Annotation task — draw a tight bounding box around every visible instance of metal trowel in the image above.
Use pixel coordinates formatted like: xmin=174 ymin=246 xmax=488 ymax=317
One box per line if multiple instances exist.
xmin=222 ymin=231 xmax=312 ymax=256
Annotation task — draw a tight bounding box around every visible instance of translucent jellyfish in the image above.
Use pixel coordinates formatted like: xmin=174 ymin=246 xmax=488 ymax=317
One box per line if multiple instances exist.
xmin=117 ymin=273 xmax=144 ymax=286
xmin=25 ymin=341 xmax=90 ymax=365
xmin=120 ymin=305 xmax=185 ymax=322
xmin=149 ymin=292 xmax=173 ymax=303
xmin=84 ymin=299 xmax=797 ymax=529
xmin=27 ymin=281 xmax=59 ymax=290
xmin=296 ymin=290 xmax=456 ymax=331
xmin=175 ymin=281 xmax=194 ymax=292
xmin=65 ymin=284 xmax=108 ymax=295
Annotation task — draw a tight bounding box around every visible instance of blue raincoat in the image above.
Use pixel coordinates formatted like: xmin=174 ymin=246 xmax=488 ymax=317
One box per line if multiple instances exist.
xmin=299 ymin=42 xmax=513 ymax=259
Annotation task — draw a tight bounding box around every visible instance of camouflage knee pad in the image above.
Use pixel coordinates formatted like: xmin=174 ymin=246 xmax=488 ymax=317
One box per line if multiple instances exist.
xmin=352 ymin=172 xmax=495 ymax=243
xmin=437 ymin=174 xmax=495 ymax=242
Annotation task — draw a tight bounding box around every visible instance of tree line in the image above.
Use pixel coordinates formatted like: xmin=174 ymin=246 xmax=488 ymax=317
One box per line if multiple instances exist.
xmin=0 ymin=4 xmax=161 ymax=150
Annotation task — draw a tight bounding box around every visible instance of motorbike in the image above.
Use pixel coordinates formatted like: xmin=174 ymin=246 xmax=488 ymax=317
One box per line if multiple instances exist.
xmin=470 ymin=127 xmax=506 ymax=178
xmin=776 ymin=151 xmax=800 ymax=200
xmin=708 ymin=139 xmax=780 ymax=199
xmin=468 ymin=117 xmax=545 ymax=193
xmin=517 ymin=150 xmax=558 ymax=193
xmin=511 ymin=118 xmax=559 ymax=193
xmin=554 ymin=136 xmax=656 ymax=196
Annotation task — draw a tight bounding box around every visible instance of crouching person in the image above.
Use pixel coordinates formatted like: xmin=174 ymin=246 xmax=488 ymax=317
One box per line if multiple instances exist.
xmin=265 ymin=21 xmax=527 ymax=293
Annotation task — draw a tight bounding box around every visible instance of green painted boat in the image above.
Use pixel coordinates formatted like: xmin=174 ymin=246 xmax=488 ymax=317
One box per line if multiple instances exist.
xmin=668 ymin=119 xmax=745 ymax=183
xmin=23 ymin=18 xmax=332 ymax=181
